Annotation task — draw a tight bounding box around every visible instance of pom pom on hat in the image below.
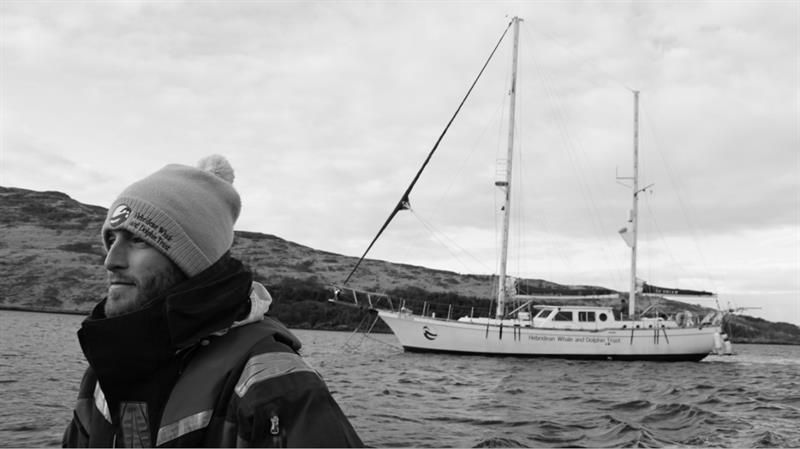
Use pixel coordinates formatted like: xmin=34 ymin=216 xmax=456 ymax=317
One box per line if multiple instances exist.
xmin=197 ymin=154 xmax=235 ymax=184
xmin=102 ymin=155 xmax=242 ymax=277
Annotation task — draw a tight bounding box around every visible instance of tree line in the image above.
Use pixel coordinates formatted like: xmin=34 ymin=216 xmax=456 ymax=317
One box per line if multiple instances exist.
xmin=261 ymin=277 xmax=494 ymax=333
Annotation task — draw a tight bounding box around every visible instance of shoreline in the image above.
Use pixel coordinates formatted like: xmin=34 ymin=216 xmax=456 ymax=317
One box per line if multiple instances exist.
xmin=1 ymin=305 xmax=797 ymax=346
xmin=0 ymin=305 xmax=88 ymax=316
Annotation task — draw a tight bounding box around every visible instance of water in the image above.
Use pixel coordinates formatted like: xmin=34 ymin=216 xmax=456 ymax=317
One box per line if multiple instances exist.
xmin=1 ymin=311 xmax=798 ymax=448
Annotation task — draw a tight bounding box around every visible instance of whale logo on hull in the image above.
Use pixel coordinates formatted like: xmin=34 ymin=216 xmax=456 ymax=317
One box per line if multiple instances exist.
xmin=423 ymin=326 xmax=438 ymax=340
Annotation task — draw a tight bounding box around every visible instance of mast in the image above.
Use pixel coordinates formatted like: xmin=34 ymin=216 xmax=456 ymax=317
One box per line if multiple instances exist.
xmin=496 ymin=16 xmax=521 ymax=319
xmin=628 ymin=91 xmax=640 ymax=318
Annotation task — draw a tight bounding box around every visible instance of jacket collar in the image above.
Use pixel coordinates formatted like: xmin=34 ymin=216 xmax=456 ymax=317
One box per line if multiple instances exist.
xmin=78 ymin=256 xmax=254 ymax=399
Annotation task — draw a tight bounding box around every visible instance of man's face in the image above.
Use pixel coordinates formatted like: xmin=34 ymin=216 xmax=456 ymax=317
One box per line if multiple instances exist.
xmin=103 ymin=230 xmax=186 ymax=317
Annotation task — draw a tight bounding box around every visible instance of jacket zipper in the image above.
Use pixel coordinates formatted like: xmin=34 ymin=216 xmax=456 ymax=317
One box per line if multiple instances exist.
xmin=269 ymin=412 xmax=284 ymax=447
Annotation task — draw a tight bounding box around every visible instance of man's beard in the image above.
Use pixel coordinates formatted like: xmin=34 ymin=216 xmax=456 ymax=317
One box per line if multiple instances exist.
xmin=105 ymin=263 xmax=186 ymax=318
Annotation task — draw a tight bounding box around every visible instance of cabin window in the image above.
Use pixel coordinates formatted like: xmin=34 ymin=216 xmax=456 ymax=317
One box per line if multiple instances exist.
xmin=598 ymin=313 xmax=608 ymax=322
xmin=579 ymin=311 xmax=596 ymax=322
xmin=537 ymin=310 xmax=552 ymax=319
xmin=553 ymin=311 xmax=573 ymax=321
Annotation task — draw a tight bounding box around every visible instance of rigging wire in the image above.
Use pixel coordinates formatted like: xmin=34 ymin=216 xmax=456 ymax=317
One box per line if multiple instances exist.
xmin=387 ymin=99 xmax=507 ymax=273
xmin=522 ymin=23 xmax=626 ymax=288
xmin=509 ymin=37 xmax=527 ymax=282
xmin=526 ymin=21 xmax=636 ymax=93
xmin=427 ymin=99 xmax=507 ymax=225
xmin=640 ymin=193 xmax=699 ymax=289
xmin=410 ymin=208 xmax=494 ymax=274
xmin=640 ymin=103 xmax=720 ymax=294
xmin=492 ymin=38 xmax=513 ymax=302
xmin=509 ymin=59 xmax=574 ymax=279
xmin=541 ymin=74 xmax=615 ymax=268
xmin=513 ymin=101 xmax=527 ymax=279
xmin=508 ymin=112 xmax=528 ymax=312
xmin=343 ymin=18 xmax=515 ymax=285
xmin=492 ymin=65 xmax=511 ymax=301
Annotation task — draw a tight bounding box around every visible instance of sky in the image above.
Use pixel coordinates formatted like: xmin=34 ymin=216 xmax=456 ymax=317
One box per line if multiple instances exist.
xmin=1 ymin=1 xmax=798 ymax=325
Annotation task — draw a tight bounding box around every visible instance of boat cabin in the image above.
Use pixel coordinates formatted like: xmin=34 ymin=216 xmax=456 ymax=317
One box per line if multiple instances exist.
xmin=532 ymin=305 xmax=620 ymax=330
xmin=528 ymin=305 xmax=684 ymax=330
xmin=456 ymin=304 xmax=627 ymax=330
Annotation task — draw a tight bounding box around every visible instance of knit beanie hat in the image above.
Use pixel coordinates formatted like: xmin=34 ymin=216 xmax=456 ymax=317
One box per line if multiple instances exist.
xmin=101 ymin=155 xmax=241 ymax=277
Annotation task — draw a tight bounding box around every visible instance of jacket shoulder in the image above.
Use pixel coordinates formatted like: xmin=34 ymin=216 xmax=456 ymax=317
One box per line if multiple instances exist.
xmin=156 ymin=318 xmax=301 ymax=446
xmin=158 ymin=319 xmax=362 ymax=447
xmin=226 ymin=327 xmax=363 ymax=447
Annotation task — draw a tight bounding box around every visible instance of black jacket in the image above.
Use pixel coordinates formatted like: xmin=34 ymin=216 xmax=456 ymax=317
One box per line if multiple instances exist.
xmin=63 ymin=257 xmax=362 ymax=447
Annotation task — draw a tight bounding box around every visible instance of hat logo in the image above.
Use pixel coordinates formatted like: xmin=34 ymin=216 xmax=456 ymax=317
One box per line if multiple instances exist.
xmin=109 ymin=205 xmax=131 ymax=227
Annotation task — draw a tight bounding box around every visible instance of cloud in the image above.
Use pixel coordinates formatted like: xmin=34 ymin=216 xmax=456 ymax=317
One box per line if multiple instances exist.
xmin=1 ymin=131 xmax=112 ymax=205
xmin=1 ymin=1 xmax=797 ymax=324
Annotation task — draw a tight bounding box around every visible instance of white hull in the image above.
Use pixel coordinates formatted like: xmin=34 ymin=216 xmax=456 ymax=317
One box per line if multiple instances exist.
xmin=378 ymin=310 xmax=720 ymax=361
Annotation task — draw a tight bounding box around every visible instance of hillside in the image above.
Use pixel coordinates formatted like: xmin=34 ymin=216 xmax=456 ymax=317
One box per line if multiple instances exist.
xmin=0 ymin=186 xmax=586 ymax=310
xmin=1 ymin=186 xmax=798 ymax=345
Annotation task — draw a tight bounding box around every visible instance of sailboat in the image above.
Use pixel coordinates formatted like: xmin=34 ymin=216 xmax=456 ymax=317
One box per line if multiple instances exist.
xmin=331 ymin=17 xmax=725 ymax=361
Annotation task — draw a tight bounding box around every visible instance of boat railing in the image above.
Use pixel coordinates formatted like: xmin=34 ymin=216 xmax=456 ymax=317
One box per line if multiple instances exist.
xmin=330 ymin=286 xmax=396 ymax=312
xmin=330 ymin=285 xmax=498 ymax=321
xmin=513 ymin=294 xmax=619 ymax=301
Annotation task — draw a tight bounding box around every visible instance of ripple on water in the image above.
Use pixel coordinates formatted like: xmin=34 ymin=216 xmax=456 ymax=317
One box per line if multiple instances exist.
xmin=584 ymin=416 xmax=671 ymax=448
xmin=751 ymin=430 xmax=788 ymax=448
xmin=472 ymin=436 xmax=528 ymax=447
xmin=526 ymin=419 xmax=587 ymax=446
xmin=607 ymin=398 xmax=653 ymax=411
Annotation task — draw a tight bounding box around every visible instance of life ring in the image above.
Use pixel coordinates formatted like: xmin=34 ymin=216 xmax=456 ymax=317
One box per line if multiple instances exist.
xmin=676 ymin=311 xmax=694 ymax=327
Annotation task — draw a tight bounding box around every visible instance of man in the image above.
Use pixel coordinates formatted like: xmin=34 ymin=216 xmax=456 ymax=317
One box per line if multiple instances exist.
xmin=63 ymin=155 xmax=363 ymax=447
